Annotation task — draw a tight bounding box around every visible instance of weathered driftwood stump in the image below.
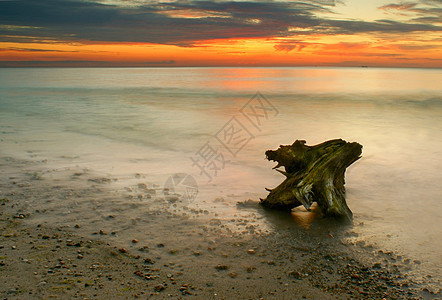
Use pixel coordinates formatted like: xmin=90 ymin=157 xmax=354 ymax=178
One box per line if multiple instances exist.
xmin=260 ymin=139 xmax=362 ymax=221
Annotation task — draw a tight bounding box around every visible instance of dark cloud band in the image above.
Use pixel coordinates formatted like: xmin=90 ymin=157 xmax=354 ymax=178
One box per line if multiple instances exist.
xmin=0 ymin=0 xmax=441 ymax=46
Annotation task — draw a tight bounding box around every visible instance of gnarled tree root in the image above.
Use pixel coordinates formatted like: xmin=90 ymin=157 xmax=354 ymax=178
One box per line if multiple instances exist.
xmin=260 ymin=139 xmax=362 ymax=221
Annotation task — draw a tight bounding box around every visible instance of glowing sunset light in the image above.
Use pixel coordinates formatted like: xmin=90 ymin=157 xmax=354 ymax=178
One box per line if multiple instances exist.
xmin=0 ymin=0 xmax=440 ymax=67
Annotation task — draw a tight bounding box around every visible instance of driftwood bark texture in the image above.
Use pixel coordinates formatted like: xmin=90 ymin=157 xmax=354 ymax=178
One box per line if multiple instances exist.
xmin=260 ymin=139 xmax=362 ymax=221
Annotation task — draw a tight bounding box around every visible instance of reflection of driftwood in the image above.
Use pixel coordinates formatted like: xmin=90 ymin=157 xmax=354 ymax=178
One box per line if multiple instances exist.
xmin=260 ymin=139 xmax=362 ymax=221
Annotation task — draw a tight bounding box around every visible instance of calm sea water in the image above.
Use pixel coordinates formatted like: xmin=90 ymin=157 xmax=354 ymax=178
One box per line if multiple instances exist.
xmin=0 ymin=67 xmax=441 ymax=281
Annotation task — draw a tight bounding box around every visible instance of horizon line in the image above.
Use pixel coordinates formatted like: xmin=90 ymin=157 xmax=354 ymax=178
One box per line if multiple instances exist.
xmin=1 ymin=65 xmax=441 ymax=70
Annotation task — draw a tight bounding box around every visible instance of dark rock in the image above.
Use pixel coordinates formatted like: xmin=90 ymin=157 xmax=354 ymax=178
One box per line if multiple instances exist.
xmin=288 ymin=271 xmax=303 ymax=280
xmin=372 ymin=263 xmax=382 ymax=269
xmin=215 ymin=265 xmax=229 ymax=271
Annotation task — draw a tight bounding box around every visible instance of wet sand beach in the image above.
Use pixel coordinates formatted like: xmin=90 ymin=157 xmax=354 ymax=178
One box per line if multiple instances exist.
xmin=1 ymin=156 xmax=439 ymax=299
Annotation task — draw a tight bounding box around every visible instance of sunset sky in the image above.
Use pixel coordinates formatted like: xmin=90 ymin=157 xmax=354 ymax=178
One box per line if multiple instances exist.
xmin=0 ymin=0 xmax=441 ymax=67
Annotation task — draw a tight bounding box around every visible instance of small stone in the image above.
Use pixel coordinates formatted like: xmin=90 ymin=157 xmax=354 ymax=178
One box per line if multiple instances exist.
xmin=119 ymin=248 xmax=127 ymax=253
xmin=99 ymin=230 xmax=106 ymax=235
xmin=138 ymin=246 xmax=149 ymax=252
xmin=154 ymin=284 xmax=166 ymax=292
xmin=247 ymin=249 xmax=255 ymax=254
xmin=372 ymin=263 xmax=382 ymax=269
xmin=77 ymin=254 xmax=84 ymax=259
xmin=74 ymin=224 xmax=80 ymax=228
xmin=138 ymin=183 xmax=147 ymax=190
xmin=229 ymin=272 xmax=237 ymax=278
xmin=288 ymin=271 xmax=303 ymax=280
xmin=132 ymin=239 xmax=138 ymax=244
xmin=215 ymin=265 xmax=229 ymax=271
xmin=144 ymin=258 xmax=154 ymax=264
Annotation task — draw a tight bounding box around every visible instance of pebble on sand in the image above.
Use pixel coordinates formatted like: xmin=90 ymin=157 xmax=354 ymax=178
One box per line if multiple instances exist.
xmin=154 ymin=284 xmax=166 ymax=292
xmin=288 ymin=271 xmax=303 ymax=280
xmin=215 ymin=265 xmax=229 ymax=271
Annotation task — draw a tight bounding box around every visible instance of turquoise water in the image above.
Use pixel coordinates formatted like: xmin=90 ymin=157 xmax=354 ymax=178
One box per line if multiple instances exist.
xmin=0 ymin=67 xmax=441 ymax=281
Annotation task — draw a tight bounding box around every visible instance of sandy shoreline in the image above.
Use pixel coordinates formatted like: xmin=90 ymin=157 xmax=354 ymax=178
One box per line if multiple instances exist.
xmin=0 ymin=156 xmax=440 ymax=299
